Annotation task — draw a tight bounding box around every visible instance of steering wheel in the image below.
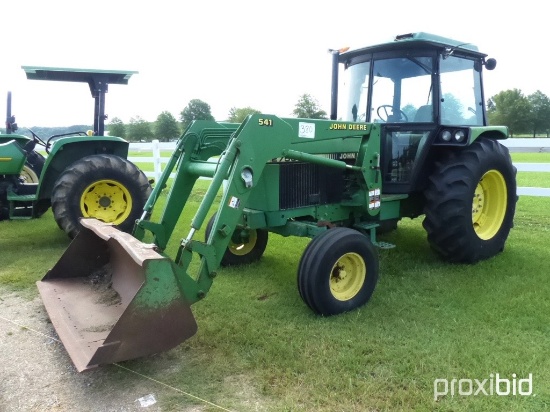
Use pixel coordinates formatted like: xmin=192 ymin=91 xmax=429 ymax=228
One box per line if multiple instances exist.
xmin=377 ymin=105 xmax=408 ymax=122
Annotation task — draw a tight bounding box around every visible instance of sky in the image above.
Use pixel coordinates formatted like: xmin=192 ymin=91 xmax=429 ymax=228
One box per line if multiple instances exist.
xmin=2 ymin=0 xmax=547 ymax=128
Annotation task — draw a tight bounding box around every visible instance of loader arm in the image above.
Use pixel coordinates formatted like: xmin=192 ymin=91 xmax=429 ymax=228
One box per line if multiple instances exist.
xmin=136 ymin=114 xmax=379 ymax=305
xmin=134 ymin=121 xmax=239 ymax=247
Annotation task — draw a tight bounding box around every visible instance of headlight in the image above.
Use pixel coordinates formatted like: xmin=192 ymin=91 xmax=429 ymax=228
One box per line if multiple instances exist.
xmin=437 ymin=128 xmax=468 ymax=145
xmin=441 ymin=130 xmax=452 ymax=142
xmin=454 ymin=130 xmax=466 ymax=142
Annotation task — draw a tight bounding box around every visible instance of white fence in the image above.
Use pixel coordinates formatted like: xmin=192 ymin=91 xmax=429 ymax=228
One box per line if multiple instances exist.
xmin=503 ymin=138 xmax=550 ymax=197
xmin=128 ymin=139 xmax=550 ymax=197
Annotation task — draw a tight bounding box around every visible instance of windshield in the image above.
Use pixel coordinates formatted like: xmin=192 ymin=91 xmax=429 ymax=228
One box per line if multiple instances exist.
xmin=371 ymin=57 xmax=433 ymax=123
xmin=338 ymin=53 xmax=485 ymax=126
xmin=339 ymin=56 xmax=434 ymax=123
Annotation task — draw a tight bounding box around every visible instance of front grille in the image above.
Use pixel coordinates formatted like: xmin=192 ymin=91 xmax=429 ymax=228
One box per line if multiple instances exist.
xmin=279 ymin=162 xmax=344 ymax=210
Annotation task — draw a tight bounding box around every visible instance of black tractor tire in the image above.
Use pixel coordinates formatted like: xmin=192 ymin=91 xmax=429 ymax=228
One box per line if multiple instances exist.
xmin=0 ymin=187 xmax=8 ymax=220
xmin=297 ymin=227 xmax=379 ymax=316
xmin=422 ymin=138 xmax=517 ymax=263
xmin=205 ymin=213 xmax=268 ymax=266
xmin=51 ymin=154 xmax=152 ymax=239
xmin=20 ymin=151 xmax=45 ymax=183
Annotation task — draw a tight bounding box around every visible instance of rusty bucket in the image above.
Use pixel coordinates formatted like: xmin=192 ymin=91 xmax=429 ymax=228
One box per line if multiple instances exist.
xmin=37 ymin=219 xmax=197 ymax=372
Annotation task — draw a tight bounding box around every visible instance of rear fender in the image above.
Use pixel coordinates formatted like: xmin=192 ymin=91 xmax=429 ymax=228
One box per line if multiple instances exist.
xmin=468 ymin=126 xmax=509 ymax=143
xmin=37 ymin=136 xmax=129 ymax=199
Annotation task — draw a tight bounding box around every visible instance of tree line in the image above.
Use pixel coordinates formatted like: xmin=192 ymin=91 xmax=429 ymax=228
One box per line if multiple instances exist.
xmin=488 ymin=89 xmax=550 ymax=137
xmin=6 ymin=89 xmax=549 ymax=140
xmin=108 ymin=94 xmax=327 ymax=142
xmin=119 ymin=89 xmax=547 ymax=141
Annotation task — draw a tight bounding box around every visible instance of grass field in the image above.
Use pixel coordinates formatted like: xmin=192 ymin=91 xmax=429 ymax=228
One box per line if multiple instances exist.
xmin=511 ymin=153 xmax=550 ymax=189
xmin=1 ymin=153 xmax=549 ymax=411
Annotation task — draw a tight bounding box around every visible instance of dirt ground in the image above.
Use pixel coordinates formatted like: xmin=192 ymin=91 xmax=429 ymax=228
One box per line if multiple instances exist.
xmin=0 ymin=288 xmax=258 ymax=412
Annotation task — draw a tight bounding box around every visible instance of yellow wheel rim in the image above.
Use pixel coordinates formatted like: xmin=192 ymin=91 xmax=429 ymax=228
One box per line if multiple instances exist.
xmin=472 ymin=170 xmax=507 ymax=240
xmin=228 ymin=229 xmax=258 ymax=256
xmin=80 ymin=179 xmax=133 ymax=224
xmin=20 ymin=165 xmax=39 ymax=183
xmin=330 ymin=252 xmax=366 ymax=301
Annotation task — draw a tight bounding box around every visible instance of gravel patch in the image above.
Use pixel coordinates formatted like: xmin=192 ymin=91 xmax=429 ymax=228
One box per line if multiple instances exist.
xmin=0 ymin=289 xmax=204 ymax=412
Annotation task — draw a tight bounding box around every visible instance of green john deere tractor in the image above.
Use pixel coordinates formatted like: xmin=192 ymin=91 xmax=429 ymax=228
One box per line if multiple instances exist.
xmin=37 ymin=32 xmax=517 ymax=371
xmin=0 ymin=67 xmax=151 ymax=238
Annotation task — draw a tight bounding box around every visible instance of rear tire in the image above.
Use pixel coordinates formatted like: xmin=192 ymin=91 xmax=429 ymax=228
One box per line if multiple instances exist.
xmin=51 ymin=154 xmax=151 ymax=239
xmin=205 ymin=213 xmax=268 ymax=266
xmin=298 ymin=227 xmax=379 ymax=316
xmin=422 ymin=138 xmax=517 ymax=263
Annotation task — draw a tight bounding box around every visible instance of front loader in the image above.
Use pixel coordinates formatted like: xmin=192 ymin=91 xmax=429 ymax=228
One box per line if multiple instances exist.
xmin=37 ymin=32 xmax=517 ymax=371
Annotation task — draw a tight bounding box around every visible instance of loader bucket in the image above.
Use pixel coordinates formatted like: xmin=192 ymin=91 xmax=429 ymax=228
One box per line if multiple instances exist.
xmin=36 ymin=218 xmax=198 ymax=372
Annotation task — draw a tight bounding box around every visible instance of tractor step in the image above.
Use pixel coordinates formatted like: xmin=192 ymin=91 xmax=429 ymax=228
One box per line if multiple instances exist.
xmin=373 ymin=241 xmax=396 ymax=249
xmin=353 ymin=222 xmax=396 ymax=249
xmin=8 ymin=201 xmax=35 ymax=219
xmin=7 ymin=183 xmax=39 ymax=197
xmin=7 ymin=193 xmax=37 ymax=202
xmin=353 ymin=222 xmax=379 ymax=231
xmin=7 ymin=186 xmax=39 ymax=219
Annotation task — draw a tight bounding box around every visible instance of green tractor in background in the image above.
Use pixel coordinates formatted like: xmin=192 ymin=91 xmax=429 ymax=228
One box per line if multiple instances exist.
xmin=0 ymin=67 xmax=151 ymax=238
xmin=37 ymin=33 xmax=517 ymax=372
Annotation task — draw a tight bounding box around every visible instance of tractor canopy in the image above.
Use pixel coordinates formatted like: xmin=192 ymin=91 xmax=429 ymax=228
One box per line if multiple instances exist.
xmin=22 ymin=66 xmax=138 ymax=136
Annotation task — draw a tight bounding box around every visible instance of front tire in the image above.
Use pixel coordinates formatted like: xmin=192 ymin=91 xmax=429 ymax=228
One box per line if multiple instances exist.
xmin=423 ymin=138 xmax=517 ymax=263
xmin=205 ymin=213 xmax=268 ymax=266
xmin=51 ymin=154 xmax=152 ymax=239
xmin=298 ymin=227 xmax=379 ymax=316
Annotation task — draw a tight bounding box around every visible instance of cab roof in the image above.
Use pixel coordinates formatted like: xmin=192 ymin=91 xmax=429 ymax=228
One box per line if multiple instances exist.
xmin=340 ymin=32 xmax=487 ymax=62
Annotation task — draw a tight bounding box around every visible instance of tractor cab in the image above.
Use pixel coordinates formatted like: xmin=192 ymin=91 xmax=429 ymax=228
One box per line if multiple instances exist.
xmin=332 ymin=32 xmax=497 ymax=194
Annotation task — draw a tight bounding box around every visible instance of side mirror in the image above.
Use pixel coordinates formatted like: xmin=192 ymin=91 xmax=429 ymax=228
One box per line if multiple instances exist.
xmin=484 ymin=58 xmax=497 ymax=71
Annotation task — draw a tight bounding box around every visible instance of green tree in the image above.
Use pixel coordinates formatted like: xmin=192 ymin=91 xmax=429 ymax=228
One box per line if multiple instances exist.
xmin=527 ymin=90 xmax=550 ymax=137
xmin=107 ymin=117 xmax=125 ymax=138
xmin=127 ymin=116 xmax=153 ymax=142
xmin=487 ymin=89 xmax=531 ymax=137
xmin=180 ymin=99 xmax=215 ymax=129
xmin=292 ymin=94 xmax=328 ymax=119
xmin=227 ymin=106 xmax=261 ymax=123
xmin=154 ymin=111 xmax=180 ymax=142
